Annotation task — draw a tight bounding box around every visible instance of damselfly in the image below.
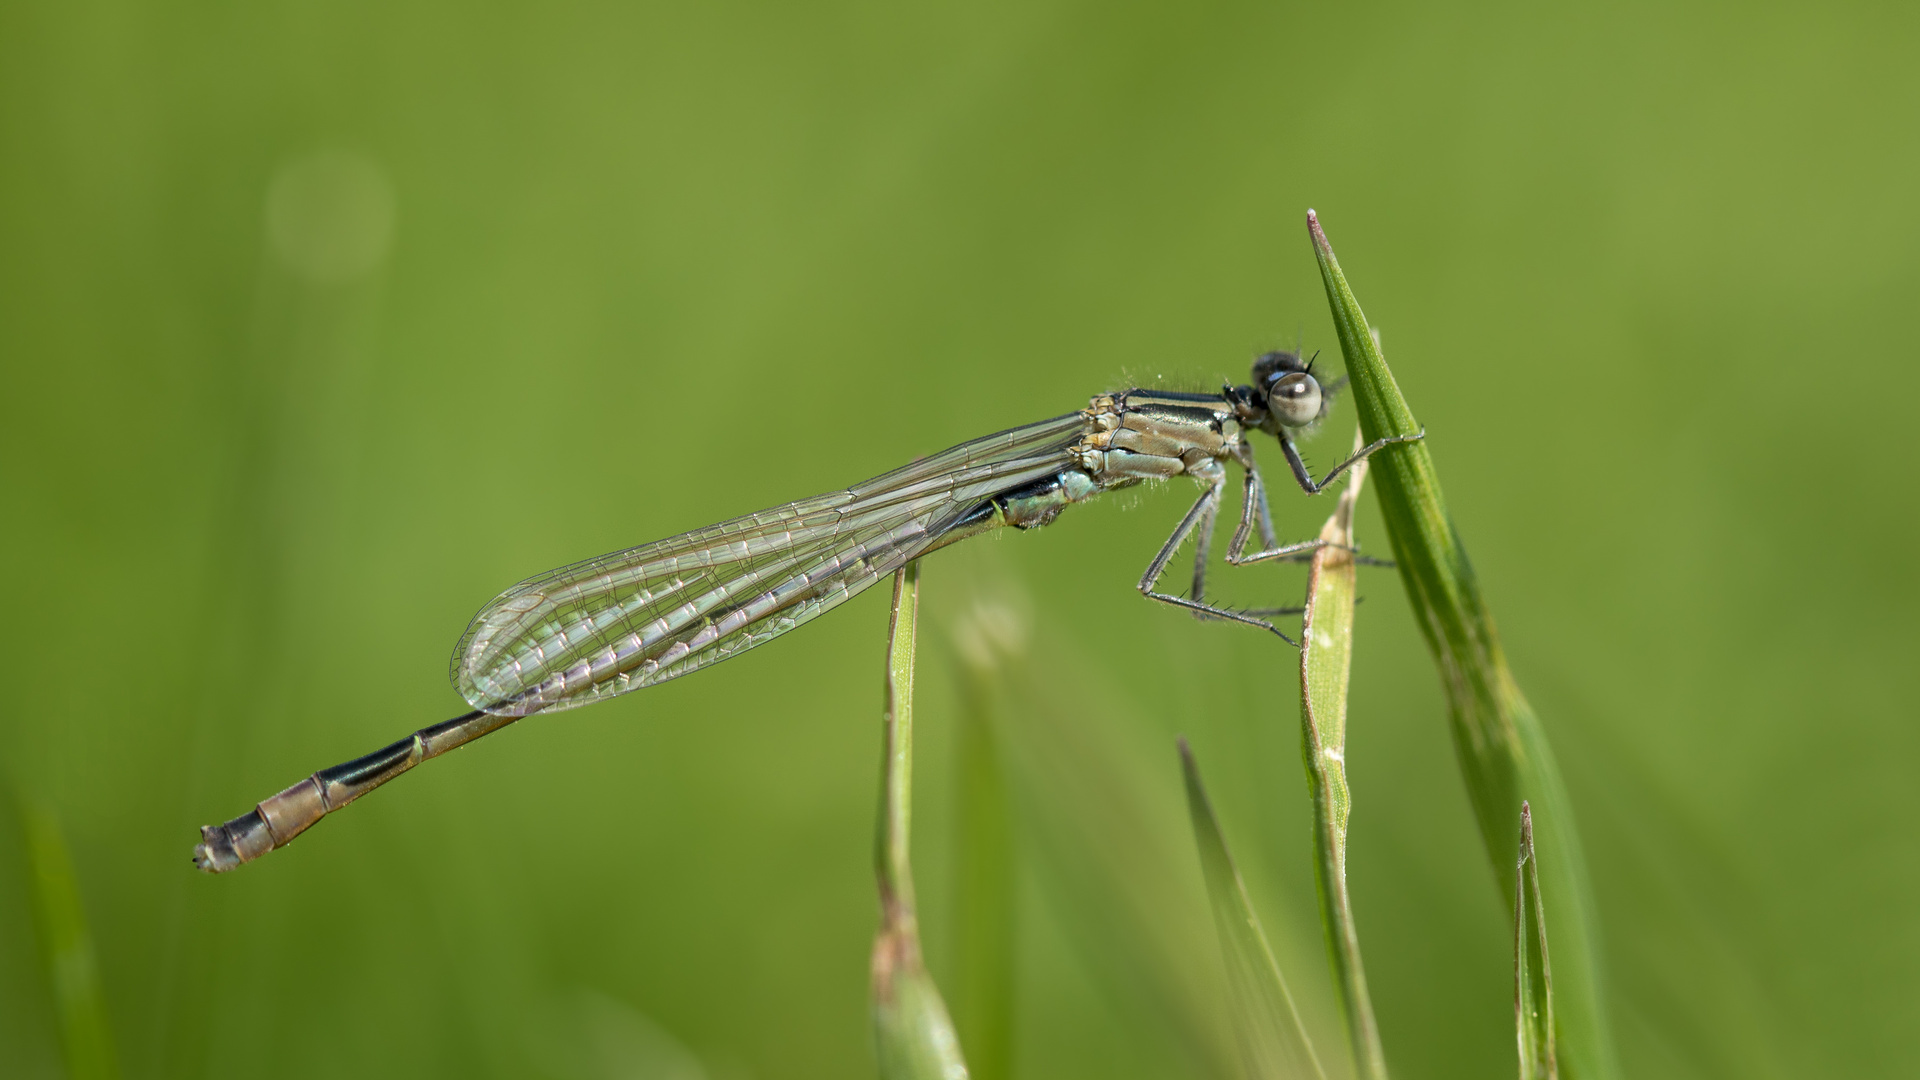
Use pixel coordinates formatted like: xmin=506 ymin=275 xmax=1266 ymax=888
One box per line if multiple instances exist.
xmin=194 ymin=349 xmax=1420 ymax=872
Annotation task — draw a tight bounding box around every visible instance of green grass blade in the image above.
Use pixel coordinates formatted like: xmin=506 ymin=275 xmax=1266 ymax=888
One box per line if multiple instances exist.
xmin=871 ymin=562 xmax=971 ymax=1080
xmin=1298 ymin=430 xmax=1388 ymax=1080
xmin=1307 ymin=210 xmax=1618 ymax=1080
xmin=20 ymin=800 xmax=122 ymax=1080
xmin=1178 ymin=739 xmax=1327 ymax=1080
xmin=1515 ymin=802 xmax=1559 ymax=1080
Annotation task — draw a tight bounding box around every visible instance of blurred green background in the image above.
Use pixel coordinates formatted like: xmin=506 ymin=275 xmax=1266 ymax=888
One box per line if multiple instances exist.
xmin=4 ymin=1 xmax=1917 ymax=1077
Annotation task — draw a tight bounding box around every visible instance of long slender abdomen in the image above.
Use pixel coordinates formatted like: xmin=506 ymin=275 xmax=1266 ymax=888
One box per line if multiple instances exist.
xmin=192 ymin=709 xmax=518 ymax=872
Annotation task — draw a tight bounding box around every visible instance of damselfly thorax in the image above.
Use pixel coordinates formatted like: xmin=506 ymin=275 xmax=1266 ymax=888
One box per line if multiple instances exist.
xmin=945 ymin=390 xmax=1245 ymax=536
xmin=194 ymin=350 xmax=1421 ymax=873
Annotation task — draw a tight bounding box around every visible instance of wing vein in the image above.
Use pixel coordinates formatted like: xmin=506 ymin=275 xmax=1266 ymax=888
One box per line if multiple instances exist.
xmin=453 ymin=412 xmax=1088 ymax=714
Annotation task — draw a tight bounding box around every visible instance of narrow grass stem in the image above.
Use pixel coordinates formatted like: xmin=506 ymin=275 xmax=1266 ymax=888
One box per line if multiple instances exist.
xmin=871 ymin=562 xmax=970 ymax=1080
xmin=1298 ymin=429 xmax=1388 ymax=1080
xmin=1308 ymin=210 xmax=1617 ymax=1080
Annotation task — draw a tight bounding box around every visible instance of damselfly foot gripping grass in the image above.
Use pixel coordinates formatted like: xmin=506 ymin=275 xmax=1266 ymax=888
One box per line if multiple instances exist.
xmin=194 ymin=349 xmax=1421 ymax=872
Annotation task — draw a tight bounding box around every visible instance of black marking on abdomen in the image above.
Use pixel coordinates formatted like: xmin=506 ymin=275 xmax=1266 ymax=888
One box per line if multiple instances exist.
xmin=316 ymin=736 xmax=418 ymax=789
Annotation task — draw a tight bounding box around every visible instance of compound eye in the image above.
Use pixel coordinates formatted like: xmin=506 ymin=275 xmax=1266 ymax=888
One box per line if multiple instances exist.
xmin=1267 ymin=372 xmax=1323 ymax=427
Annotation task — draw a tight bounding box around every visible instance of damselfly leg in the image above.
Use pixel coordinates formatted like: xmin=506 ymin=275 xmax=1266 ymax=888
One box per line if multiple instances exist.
xmin=1136 ymin=468 xmax=1300 ymax=643
xmin=1137 ymin=430 xmax=1420 ymax=643
xmin=1276 ymin=426 xmax=1425 ymax=495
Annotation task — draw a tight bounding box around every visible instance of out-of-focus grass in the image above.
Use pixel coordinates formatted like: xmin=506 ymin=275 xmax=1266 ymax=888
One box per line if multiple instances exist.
xmin=1310 ymin=211 xmax=1615 ymax=1080
xmin=928 ymin=550 xmax=1248 ymax=1080
xmin=925 ymin=555 xmax=1271 ymax=1080
xmin=871 ymin=563 xmax=969 ymax=1080
xmin=19 ymin=798 xmax=121 ymax=1080
xmin=5 ymin=3 xmax=1920 ymax=1078
xmin=1179 ymin=739 xmax=1325 ymax=1080
xmin=945 ymin=597 xmax=1024 ymax=1080
xmin=1515 ymin=803 xmax=1558 ymax=1080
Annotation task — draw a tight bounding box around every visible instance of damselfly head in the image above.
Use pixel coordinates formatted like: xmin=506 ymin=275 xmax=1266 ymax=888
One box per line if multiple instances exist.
xmin=1248 ymin=349 xmax=1329 ymax=431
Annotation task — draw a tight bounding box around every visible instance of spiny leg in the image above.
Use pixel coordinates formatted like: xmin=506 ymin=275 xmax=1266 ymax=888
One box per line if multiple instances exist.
xmin=1226 ymin=454 xmax=1337 ymax=568
xmin=1135 ymin=477 xmax=1216 ymax=600
xmin=1188 ymin=476 xmax=1221 ymax=602
xmin=1216 ymin=451 xmax=1390 ymax=615
xmin=1137 ymin=478 xmax=1297 ymax=645
xmin=1229 ymin=451 xmax=1280 ymax=556
xmin=1278 ymin=428 xmax=1425 ymax=495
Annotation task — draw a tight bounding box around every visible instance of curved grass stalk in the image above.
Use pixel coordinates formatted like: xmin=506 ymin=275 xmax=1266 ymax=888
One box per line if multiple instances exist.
xmin=1308 ymin=211 xmax=1617 ymax=1080
xmin=1298 ymin=429 xmax=1388 ymax=1080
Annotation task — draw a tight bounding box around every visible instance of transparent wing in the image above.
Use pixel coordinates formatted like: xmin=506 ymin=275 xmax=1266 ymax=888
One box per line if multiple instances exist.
xmin=453 ymin=411 xmax=1090 ymax=716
